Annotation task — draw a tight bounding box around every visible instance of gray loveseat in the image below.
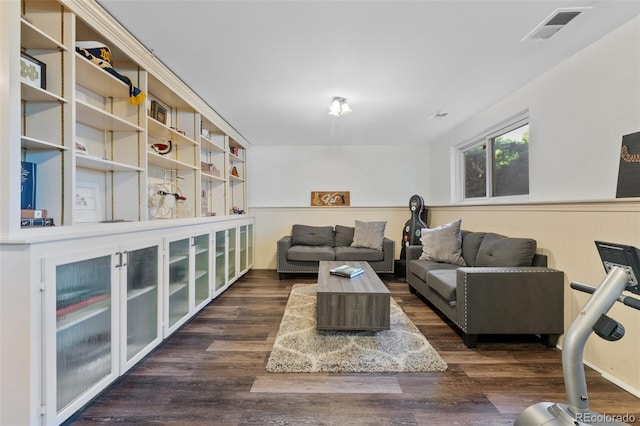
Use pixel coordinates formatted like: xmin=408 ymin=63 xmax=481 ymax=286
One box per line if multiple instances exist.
xmin=406 ymin=225 xmax=564 ymax=348
xmin=277 ymin=223 xmax=395 ymax=278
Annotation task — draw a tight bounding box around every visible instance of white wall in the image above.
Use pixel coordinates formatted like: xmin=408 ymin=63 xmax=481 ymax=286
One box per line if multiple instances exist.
xmin=427 ymin=16 xmax=640 ymax=205
xmin=247 ymin=144 xmax=429 ymax=269
xmin=247 ymin=144 xmax=429 ymax=207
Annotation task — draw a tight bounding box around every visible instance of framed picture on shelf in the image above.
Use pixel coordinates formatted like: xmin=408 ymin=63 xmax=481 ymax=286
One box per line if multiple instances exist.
xmin=75 ymin=182 xmax=102 ymax=223
xmin=150 ymin=100 xmax=167 ymax=124
xmin=20 ymin=51 xmax=46 ymax=90
xmin=75 ymin=140 xmax=88 ymax=155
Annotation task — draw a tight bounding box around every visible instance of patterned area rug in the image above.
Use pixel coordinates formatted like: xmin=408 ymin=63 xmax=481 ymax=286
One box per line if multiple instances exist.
xmin=266 ymin=284 xmax=448 ymax=373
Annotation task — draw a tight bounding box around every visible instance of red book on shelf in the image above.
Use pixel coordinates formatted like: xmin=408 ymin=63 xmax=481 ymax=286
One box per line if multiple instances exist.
xmin=56 ymin=294 xmax=108 ymax=317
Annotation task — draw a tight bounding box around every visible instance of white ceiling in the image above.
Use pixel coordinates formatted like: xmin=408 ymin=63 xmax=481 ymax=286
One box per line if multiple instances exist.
xmin=97 ymin=0 xmax=640 ymax=146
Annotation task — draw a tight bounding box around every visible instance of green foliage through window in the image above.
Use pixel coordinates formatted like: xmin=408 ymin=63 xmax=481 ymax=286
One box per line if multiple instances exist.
xmin=462 ymin=122 xmax=529 ymax=199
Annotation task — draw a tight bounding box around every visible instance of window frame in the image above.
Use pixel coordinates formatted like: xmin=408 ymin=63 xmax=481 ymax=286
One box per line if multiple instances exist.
xmin=453 ymin=111 xmax=530 ymax=203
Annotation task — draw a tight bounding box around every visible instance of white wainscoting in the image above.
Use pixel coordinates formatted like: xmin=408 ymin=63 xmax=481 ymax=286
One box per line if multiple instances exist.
xmin=429 ymin=199 xmax=640 ymax=397
xmin=250 ymin=206 xmax=408 ymax=270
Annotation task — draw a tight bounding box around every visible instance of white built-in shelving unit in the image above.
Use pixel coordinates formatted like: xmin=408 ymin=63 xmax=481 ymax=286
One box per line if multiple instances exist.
xmin=0 ymin=1 xmax=253 ymax=425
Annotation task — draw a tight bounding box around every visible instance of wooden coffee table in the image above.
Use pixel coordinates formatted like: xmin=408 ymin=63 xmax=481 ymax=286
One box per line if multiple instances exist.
xmin=316 ymin=261 xmax=390 ymax=331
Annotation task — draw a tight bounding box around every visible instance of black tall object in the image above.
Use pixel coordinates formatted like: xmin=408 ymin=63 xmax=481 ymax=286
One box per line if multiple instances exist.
xmin=400 ymin=195 xmax=427 ymax=260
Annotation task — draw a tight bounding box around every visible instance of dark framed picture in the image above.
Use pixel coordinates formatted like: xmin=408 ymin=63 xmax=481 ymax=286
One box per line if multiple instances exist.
xmin=616 ymin=131 xmax=640 ymax=198
xmin=150 ymin=100 xmax=167 ymax=125
xmin=20 ymin=51 xmax=46 ymax=90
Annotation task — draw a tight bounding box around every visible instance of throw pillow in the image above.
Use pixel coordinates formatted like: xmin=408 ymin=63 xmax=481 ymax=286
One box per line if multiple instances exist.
xmin=334 ymin=225 xmax=355 ymax=247
xmin=475 ymin=233 xmax=536 ymax=267
xmin=419 ymin=219 xmax=466 ymax=266
xmin=291 ymin=224 xmax=335 ymax=246
xmin=350 ymin=220 xmax=386 ymax=251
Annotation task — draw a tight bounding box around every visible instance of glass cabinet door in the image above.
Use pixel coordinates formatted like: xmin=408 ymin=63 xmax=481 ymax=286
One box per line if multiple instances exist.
xmin=55 ymin=254 xmax=114 ymax=415
xmin=215 ymin=229 xmax=226 ymax=291
xmin=228 ymin=227 xmax=237 ymax=283
xmin=194 ymin=233 xmax=210 ymax=307
xmin=239 ymin=225 xmax=248 ymax=272
xmin=124 ymin=245 xmax=159 ymax=365
xmin=168 ymin=238 xmax=190 ymax=328
xmin=248 ymin=223 xmax=253 ymax=266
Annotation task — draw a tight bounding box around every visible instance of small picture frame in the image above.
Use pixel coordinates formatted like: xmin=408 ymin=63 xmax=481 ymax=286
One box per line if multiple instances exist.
xmin=150 ymin=100 xmax=167 ymax=125
xmin=75 ymin=140 xmax=88 ymax=155
xmin=20 ymin=51 xmax=46 ymax=90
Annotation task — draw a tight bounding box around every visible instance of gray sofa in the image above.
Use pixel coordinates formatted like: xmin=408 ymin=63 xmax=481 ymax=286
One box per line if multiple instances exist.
xmin=277 ymin=224 xmax=395 ymax=278
xmin=406 ymin=228 xmax=564 ymax=348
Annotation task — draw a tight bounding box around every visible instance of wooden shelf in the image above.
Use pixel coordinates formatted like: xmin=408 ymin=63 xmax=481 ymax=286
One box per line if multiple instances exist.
xmin=148 ymin=118 xmax=198 ymax=147
xmin=75 ymin=53 xmax=130 ymax=99
xmin=229 ymin=152 xmax=245 ymax=163
xmin=77 ymin=100 xmax=143 ymax=132
xmin=21 ymin=18 xmax=66 ymax=51
xmin=21 ymin=82 xmax=67 ymax=103
xmin=200 ymin=136 xmax=226 ymax=153
xmin=201 ymin=172 xmax=226 ymax=183
xmin=148 ymin=151 xmax=197 ymax=171
xmin=76 ymin=154 xmax=143 ymax=173
xmin=21 ymin=135 xmax=67 ymax=152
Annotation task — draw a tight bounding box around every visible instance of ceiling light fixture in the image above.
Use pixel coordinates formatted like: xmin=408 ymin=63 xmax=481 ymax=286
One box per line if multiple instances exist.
xmin=328 ymin=97 xmax=352 ymax=117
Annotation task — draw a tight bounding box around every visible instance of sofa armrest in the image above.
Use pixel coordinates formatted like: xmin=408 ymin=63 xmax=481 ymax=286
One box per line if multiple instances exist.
xmin=382 ymin=238 xmax=395 ymax=259
xmin=406 ymin=244 xmax=423 ymax=261
xmin=276 ymin=236 xmax=293 ymax=272
xmin=455 ymin=267 xmax=564 ymax=335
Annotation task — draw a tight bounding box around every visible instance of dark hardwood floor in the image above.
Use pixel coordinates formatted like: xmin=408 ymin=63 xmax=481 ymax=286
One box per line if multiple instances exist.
xmin=68 ymin=270 xmax=640 ymax=425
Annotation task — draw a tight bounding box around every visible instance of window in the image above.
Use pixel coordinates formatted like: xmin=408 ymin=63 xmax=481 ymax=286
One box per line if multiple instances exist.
xmin=459 ymin=115 xmax=529 ymax=200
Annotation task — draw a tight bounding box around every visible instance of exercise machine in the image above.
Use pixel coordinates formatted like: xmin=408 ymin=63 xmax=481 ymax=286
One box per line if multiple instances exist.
xmin=515 ymin=241 xmax=640 ymax=426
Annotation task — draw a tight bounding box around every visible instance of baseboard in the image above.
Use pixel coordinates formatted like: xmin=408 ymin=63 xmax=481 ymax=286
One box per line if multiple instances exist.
xmin=583 ymin=359 xmax=640 ymax=399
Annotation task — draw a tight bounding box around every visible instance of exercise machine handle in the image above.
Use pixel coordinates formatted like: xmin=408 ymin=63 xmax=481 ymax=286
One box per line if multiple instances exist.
xmin=571 ymin=281 xmax=640 ymax=311
xmin=570 ymin=281 xmax=596 ymax=294
xmin=624 ymin=294 xmax=640 ymax=310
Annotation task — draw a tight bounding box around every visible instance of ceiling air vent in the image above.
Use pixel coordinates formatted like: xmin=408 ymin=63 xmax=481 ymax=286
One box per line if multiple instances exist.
xmin=522 ymin=7 xmax=591 ymax=41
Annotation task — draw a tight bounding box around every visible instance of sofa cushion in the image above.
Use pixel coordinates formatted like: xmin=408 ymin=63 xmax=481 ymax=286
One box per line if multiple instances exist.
xmin=426 ymin=269 xmax=458 ymax=302
xmin=408 ymin=259 xmax=459 ymax=281
xmin=335 ymin=225 xmax=355 ymax=247
xmin=351 ymin=220 xmax=386 ymax=250
xmin=419 ymin=219 xmax=466 ymax=266
xmin=291 ymin=224 xmax=334 ymax=246
xmin=287 ymin=245 xmax=335 ymax=261
xmin=475 ymin=233 xmax=537 ymax=267
xmin=335 ymin=246 xmax=384 ymax=262
xmin=461 ymin=231 xmax=486 ymax=267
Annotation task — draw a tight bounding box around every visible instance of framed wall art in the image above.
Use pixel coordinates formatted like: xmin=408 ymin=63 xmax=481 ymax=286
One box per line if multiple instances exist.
xmin=311 ymin=191 xmax=350 ymax=207
xmin=616 ymin=131 xmax=640 ymax=198
xmin=20 ymin=51 xmax=46 ymax=90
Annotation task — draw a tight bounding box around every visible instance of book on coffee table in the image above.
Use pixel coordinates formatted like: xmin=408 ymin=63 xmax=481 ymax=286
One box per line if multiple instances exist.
xmin=329 ymin=265 xmax=365 ymax=278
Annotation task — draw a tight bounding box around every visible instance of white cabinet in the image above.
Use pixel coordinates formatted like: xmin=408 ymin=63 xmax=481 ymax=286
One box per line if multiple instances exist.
xmin=165 ymin=230 xmax=211 ymax=336
xmin=213 ymin=228 xmax=228 ymax=295
xmin=120 ymin=242 xmax=163 ymax=370
xmin=0 ymin=219 xmax=251 ymax=425
xmin=42 ymin=237 xmax=161 ymax=425
xmin=211 ymin=218 xmax=254 ymax=296
xmin=227 ymin=226 xmax=238 ymax=284
xmin=239 ymin=221 xmax=254 ymax=275
xmin=44 ymin=247 xmax=118 ymax=426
